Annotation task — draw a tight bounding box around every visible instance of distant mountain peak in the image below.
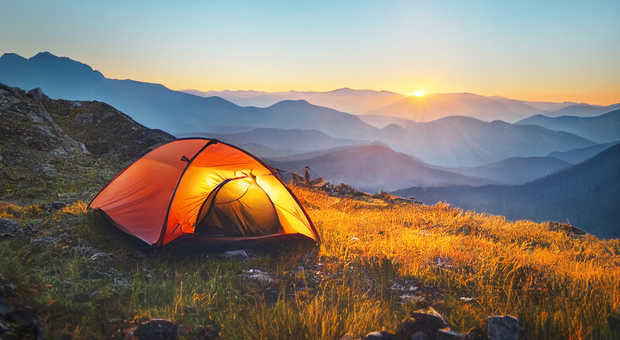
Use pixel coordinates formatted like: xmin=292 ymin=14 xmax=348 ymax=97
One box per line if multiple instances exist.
xmin=31 ymin=51 xmax=56 ymax=59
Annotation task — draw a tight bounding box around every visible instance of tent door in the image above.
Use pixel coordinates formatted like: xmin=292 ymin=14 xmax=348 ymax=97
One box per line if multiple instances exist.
xmin=195 ymin=177 xmax=282 ymax=237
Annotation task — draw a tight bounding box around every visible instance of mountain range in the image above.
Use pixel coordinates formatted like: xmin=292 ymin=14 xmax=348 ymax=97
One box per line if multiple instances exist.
xmin=0 ymin=52 xmax=376 ymax=140
xmin=516 ymin=109 xmax=620 ymax=143
xmin=186 ymin=88 xmax=587 ymax=123
xmin=0 ymin=51 xmax=603 ymax=168
xmin=395 ymin=143 xmax=620 ymax=238
xmin=268 ymin=143 xmax=491 ymax=192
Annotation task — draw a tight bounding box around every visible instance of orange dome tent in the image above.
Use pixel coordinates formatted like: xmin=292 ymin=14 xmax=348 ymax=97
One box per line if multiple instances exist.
xmin=89 ymin=138 xmax=319 ymax=247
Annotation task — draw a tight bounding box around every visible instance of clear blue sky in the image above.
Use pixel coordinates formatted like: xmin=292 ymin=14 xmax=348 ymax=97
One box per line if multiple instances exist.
xmin=1 ymin=0 xmax=619 ymax=104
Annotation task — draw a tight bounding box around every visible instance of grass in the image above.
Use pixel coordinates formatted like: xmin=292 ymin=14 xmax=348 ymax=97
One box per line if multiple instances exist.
xmin=0 ymin=181 xmax=618 ymax=339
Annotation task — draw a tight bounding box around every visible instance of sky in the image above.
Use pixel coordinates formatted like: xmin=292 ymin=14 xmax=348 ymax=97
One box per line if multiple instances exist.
xmin=1 ymin=0 xmax=619 ymax=104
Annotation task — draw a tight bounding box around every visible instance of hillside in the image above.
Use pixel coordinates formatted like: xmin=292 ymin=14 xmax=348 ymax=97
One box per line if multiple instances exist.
xmin=447 ymin=156 xmax=571 ymax=185
xmin=0 ymin=52 xmax=377 ymax=139
xmin=395 ymin=144 xmax=620 ymax=238
xmin=517 ymin=109 xmax=620 ymax=143
xmin=0 ymin=85 xmax=618 ymax=339
xmin=268 ymin=143 xmax=491 ymax=192
xmin=381 ymin=116 xmax=594 ymax=167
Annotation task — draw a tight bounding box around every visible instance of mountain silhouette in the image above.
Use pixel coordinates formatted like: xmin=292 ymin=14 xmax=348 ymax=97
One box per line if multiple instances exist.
xmin=378 ymin=116 xmax=594 ymax=167
xmin=0 ymin=51 xmax=597 ymax=168
xmin=547 ymin=141 xmax=620 ymax=164
xmin=269 ymin=143 xmax=491 ymax=192
xmin=0 ymin=52 xmax=377 ymax=139
xmin=446 ymin=156 xmax=571 ymax=185
xmin=542 ymin=103 xmax=620 ymax=117
xmin=183 ymin=87 xmax=405 ymax=114
xmin=516 ymin=109 xmax=620 ymax=143
xmin=367 ymin=93 xmax=547 ymax=122
xmin=395 ymin=144 xmax=620 ymax=238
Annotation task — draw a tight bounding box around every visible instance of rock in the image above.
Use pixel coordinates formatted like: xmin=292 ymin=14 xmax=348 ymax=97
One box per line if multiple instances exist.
xmin=0 ymin=218 xmax=22 ymax=238
xmin=244 ymin=269 xmax=275 ymax=285
xmin=133 ymin=319 xmax=178 ymax=340
xmin=51 ymin=201 xmax=66 ymax=210
xmin=27 ymin=88 xmax=45 ymax=101
xmin=340 ymin=333 xmax=359 ymax=340
xmin=399 ymin=294 xmax=424 ymax=304
xmin=362 ymin=330 xmax=396 ymax=340
xmin=40 ymin=163 xmax=57 ymax=177
xmin=90 ymin=252 xmax=114 ymax=262
xmin=437 ymin=328 xmax=467 ymax=340
xmin=487 ymin=316 xmax=518 ymax=340
xmin=222 ymin=249 xmax=248 ymax=259
xmin=395 ymin=306 xmax=449 ymax=339
xmin=3 ymin=305 xmax=44 ymax=340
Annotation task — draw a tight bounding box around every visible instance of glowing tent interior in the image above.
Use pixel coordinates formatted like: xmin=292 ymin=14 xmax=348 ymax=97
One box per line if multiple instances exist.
xmin=89 ymin=138 xmax=319 ymax=247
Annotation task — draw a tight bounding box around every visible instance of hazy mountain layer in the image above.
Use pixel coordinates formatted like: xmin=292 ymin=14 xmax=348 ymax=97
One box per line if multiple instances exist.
xmin=269 ymin=143 xmax=492 ymax=192
xmin=516 ymin=109 xmax=620 ymax=143
xmin=445 ymin=156 xmax=571 ymax=185
xmin=395 ymin=144 xmax=620 ymax=238
xmin=547 ymin=141 xmax=620 ymax=164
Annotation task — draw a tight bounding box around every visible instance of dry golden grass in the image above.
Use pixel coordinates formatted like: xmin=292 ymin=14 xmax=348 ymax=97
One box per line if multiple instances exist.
xmin=294 ymin=187 xmax=620 ymax=339
xmin=1 ymin=187 xmax=618 ymax=339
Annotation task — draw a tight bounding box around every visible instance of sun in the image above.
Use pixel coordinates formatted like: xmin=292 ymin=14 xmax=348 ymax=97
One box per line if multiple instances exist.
xmin=412 ymin=91 xmax=425 ymax=97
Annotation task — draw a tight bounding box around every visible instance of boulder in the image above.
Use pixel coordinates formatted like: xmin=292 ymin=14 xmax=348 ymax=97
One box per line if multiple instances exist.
xmin=410 ymin=332 xmax=430 ymax=340
xmin=0 ymin=218 xmax=22 ymax=238
xmin=396 ymin=306 xmax=449 ymax=339
xmin=487 ymin=316 xmax=518 ymax=340
xmin=133 ymin=319 xmax=178 ymax=340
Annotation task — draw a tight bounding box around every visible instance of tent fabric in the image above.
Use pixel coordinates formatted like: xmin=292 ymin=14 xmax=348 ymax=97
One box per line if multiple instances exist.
xmin=89 ymin=138 xmax=318 ymax=246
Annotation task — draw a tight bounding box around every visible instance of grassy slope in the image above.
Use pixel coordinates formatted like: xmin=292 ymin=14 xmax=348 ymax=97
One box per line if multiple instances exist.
xmin=1 ymin=170 xmax=618 ymax=339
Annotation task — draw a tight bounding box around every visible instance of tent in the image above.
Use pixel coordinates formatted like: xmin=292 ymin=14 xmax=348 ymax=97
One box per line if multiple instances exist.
xmin=89 ymin=138 xmax=319 ymax=247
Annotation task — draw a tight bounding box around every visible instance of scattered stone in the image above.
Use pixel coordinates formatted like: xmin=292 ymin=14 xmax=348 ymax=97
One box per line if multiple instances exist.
xmin=437 ymin=328 xmax=467 ymax=340
xmin=90 ymin=252 xmax=114 ymax=262
xmin=390 ymin=282 xmax=418 ymax=292
xmin=31 ymin=236 xmax=58 ymax=248
xmin=395 ymin=306 xmax=449 ymax=339
xmin=340 ymin=333 xmax=359 ymax=340
xmin=0 ymin=218 xmax=22 ymax=238
xmin=133 ymin=319 xmax=178 ymax=340
xmin=51 ymin=201 xmax=66 ymax=210
xmin=222 ymin=249 xmax=248 ymax=259
xmin=487 ymin=315 xmax=519 ymax=340
xmin=244 ymin=269 xmax=275 ymax=285
xmin=362 ymin=330 xmax=396 ymax=340
xmin=399 ymin=294 xmax=424 ymax=304
xmin=435 ymin=257 xmax=454 ymax=269
xmin=458 ymin=297 xmax=476 ymax=303
xmin=40 ymin=163 xmax=57 ymax=177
